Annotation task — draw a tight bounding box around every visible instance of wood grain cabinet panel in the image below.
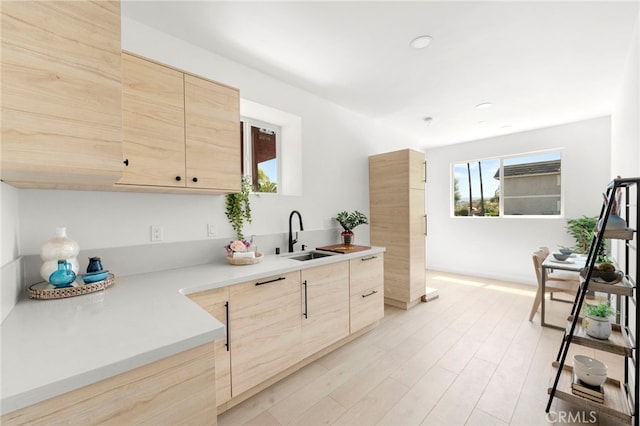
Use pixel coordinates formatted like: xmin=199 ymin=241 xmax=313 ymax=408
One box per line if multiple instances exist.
xmin=0 ymin=343 xmax=216 ymax=426
xmin=120 ymin=53 xmax=185 ymax=187
xmin=229 ymin=271 xmax=302 ymax=397
xmin=185 ymin=74 xmax=241 ymax=192
xmin=1 ymin=1 xmax=123 ymax=187
xmin=301 ymin=261 xmax=350 ymax=358
xmin=188 ymin=287 xmax=232 ymax=406
xmin=350 ymin=254 xmax=385 ymax=333
xmin=369 ymin=149 xmax=426 ymax=309
xmin=118 ymin=52 xmax=241 ymax=193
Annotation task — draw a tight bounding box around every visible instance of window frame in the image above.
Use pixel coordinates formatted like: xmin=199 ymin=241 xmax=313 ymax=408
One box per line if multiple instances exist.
xmin=240 ymin=116 xmax=281 ymax=195
xmin=451 ymin=149 xmax=564 ymax=218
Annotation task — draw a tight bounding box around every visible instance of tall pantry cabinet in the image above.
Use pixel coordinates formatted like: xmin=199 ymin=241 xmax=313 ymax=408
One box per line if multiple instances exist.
xmin=369 ymin=149 xmax=426 ymax=310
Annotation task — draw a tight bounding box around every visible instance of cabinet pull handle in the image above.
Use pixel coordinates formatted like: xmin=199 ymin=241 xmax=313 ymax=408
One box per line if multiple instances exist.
xmin=424 ymin=215 xmax=427 ymax=236
xmin=362 ymin=290 xmax=378 ymax=298
xmin=224 ymin=301 xmax=230 ymax=352
xmin=192 ymin=177 xmax=198 ymax=183
xmin=175 ymin=176 xmax=182 ymax=181
xmin=303 ymin=280 xmax=308 ymax=319
xmin=424 ymin=161 xmax=427 ymax=183
xmin=256 ymin=276 xmax=286 ymax=286
xmin=361 ymin=256 xmax=377 ymax=261
xmin=123 ymin=159 xmax=129 ymax=166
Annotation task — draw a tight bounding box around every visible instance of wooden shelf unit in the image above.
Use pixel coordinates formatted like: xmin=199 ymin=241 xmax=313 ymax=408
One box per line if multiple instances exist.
xmin=549 ymin=363 xmax=632 ymax=425
xmin=546 ymin=177 xmax=640 ymax=425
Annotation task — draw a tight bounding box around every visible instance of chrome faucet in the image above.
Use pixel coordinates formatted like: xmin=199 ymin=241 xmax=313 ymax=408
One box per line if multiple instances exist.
xmin=288 ymin=210 xmax=304 ymax=252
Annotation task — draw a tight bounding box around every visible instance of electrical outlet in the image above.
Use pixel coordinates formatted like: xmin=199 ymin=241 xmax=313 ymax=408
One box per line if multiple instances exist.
xmin=207 ymin=224 xmax=216 ymax=237
xmin=151 ymin=225 xmax=163 ymax=242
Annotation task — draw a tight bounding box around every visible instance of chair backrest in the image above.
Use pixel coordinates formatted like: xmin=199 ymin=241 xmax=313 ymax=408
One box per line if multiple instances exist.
xmin=532 ymin=247 xmax=548 ymax=286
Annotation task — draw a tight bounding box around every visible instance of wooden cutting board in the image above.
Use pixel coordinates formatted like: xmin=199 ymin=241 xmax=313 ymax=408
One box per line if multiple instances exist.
xmin=315 ymin=244 xmax=372 ymax=254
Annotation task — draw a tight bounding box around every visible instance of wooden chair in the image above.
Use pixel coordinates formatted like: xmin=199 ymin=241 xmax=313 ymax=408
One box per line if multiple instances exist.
xmin=529 ymin=247 xmax=580 ymax=322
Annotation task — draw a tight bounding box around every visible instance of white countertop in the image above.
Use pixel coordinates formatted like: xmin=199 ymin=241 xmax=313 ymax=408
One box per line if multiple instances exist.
xmin=0 ymin=247 xmax=384 ymax=414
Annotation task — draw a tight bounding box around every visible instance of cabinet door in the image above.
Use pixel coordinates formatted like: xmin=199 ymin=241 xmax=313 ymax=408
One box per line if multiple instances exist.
xmin=229 ymin=271 xmax=302 ymax=396
xmin=409 ymin=187 xmax=426 ymax=302
xmin=187 ymin=287 xmax=231 ymax=406
xmin=301 ymin=262 xmax=350 ymax=358
xmin=184 ymin=74 xmax=241 ymax=192
xmin=120 ymin=53 xmax=186 ymax=187
xmin=1 ymin=1 xmax=123 ymax=187
xmin=409 ymin=149 xmax=426 ymax=189
xmin=350 ymin=255 xmax=384 ymax=333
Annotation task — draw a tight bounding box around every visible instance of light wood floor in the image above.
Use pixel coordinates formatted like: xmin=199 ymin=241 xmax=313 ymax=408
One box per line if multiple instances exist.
xmin=218 ymin=270 xmax=627 ymax=426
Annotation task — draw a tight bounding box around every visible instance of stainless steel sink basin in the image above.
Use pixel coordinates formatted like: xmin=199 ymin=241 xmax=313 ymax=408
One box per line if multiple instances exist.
xmin=288 ymin=251 xmax=334 ymax=261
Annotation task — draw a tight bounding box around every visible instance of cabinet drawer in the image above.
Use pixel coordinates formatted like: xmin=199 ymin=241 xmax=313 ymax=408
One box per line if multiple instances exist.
xmin=350 ymin=254 xmax=384 ymax=333
xmin=350 ymin=282 xmax=384 ymax=333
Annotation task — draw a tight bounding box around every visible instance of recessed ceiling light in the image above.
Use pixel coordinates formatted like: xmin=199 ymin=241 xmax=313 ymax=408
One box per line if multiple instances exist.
xmin=475 ymin=102 xmax=493 ymax=110
xmin=478 ymin=121 xmax=488 ymax=125
xmin=423 ymin=117 xmax=433 ymax=125
xmin=410 ymin=35 xmax=433 ymax=49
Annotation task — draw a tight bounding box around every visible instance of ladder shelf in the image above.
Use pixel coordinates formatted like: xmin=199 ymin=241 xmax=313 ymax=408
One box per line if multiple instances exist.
xmin=546 ymin=177 xmax=640 ymax=425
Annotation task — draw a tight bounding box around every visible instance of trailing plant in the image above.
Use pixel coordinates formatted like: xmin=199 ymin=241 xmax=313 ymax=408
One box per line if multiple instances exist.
xmin=225 ymin=176 xmax=252 ymax=240
xmin=335 ymin=211 xmax=368 ymax=231
xmin=584 ymin=301 xmax=615 ymax=318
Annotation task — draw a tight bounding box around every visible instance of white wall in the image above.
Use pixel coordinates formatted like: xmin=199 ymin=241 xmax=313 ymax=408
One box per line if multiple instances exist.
xmin=15 ymin=17 xmax=421 ymax=256
xmin=1 ymin=183 xmax=22 ymax=322
xmin=611 ymin=14 xmax=639 ymax=178
xmin=611 ymin=13 xmax=639 ymax=264
xmin=425 ymin=117 xmax=611 ymax=285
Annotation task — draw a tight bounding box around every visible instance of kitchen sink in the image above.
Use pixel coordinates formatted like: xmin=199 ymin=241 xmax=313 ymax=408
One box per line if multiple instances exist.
xmin=288 ymin=251 xmax=335 ymax=261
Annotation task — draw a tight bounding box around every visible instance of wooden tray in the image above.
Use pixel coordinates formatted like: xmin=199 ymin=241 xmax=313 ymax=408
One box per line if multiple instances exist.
xmin=28 ymin=273 xmax=115 ymax=300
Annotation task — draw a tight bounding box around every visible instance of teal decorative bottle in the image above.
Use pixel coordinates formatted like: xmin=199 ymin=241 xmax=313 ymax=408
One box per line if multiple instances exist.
xmin=49 ymin=260 xmax=76 ymax=288
xmin=40 ymin=227 xmax=79 ymax=283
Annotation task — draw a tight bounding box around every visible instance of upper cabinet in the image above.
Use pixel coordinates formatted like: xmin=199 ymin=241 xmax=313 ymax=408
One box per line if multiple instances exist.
xmin=1 ymin=1 xmax=123 ymax=187
xmin=118 ymin=52 xmax=241 ymax=193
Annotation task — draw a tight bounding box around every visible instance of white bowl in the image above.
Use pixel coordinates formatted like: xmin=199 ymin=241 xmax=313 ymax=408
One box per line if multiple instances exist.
xmin=575 ymin=368 xmax=607 ymax=386
xmin=573 ymin=355 xmax=608 ymax=375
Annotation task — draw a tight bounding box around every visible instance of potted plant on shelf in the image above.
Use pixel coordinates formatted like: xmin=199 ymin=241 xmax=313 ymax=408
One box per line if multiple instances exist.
xmin=582 ymin=301 xmax=615 ymax=340
xmin=335 ymin=211 xmax=368 ymax=245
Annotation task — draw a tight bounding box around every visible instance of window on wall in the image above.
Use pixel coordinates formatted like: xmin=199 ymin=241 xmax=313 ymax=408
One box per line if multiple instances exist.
xmin=240 ymin=118 xmax=280 ymax=193
xmin=453 ymin=151 xmax=562 ymax=217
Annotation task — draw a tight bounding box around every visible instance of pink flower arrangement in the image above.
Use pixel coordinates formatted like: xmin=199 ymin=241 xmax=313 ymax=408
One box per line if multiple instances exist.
xmin=225 ymin=240 xmax=251 ymax=255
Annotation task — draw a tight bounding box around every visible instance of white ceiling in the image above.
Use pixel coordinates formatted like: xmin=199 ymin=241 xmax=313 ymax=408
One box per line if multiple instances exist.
xmin=121 ymin=1 xmax=639 ymax=149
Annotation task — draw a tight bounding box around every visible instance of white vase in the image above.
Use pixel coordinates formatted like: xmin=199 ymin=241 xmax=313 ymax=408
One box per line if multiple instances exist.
xmin=582 ymin=315 xmax=612 ymax=340
xmin=40 ymin=227 xmax=80 ymax=282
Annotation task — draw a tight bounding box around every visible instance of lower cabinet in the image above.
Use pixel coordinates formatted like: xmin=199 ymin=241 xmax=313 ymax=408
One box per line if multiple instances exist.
xmin=0 ymin=343 xmax=216 ymax=426
xmin=187 ymin=254 xmax=384 ymax=409
xmin=350 ymin=254 xmax=385 ymax=333
xmin=229 ymin=271 xmax=302 ymax=396
xmin=301 ymin=262 xmax=350 ymax=358
xmin=187 ymin=287 xmax=231 ymax=405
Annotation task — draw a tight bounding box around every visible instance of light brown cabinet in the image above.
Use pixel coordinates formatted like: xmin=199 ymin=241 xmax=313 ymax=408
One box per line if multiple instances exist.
xmin=1 ymin=1 xmax=123 ymax=188
xmin=369 ymin=149 xmax=426 ymax=309
xmin=0 ymin=343 xmax=216 ymax=426
xmin=118 ymin=52 xmax=241 ymax=193
xmin=301 ymin=262 xmax=350 ymax=358
xmin=229 ymin=271 xmax=302 ymax=397
xmin=349 ymin=254 xmax=385 ymax=332
xmin=187 ymin=287 xmax=231 ymax=406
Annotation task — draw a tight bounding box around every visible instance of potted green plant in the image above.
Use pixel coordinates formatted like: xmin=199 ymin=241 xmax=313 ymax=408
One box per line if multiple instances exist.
xmin=335 ymin=211 xmax=368 ymax=245
xmin=566 ymin=216 xmax=598 ymax=254
xmin=582 ymin=302 xmax=615 ymax=339
xmin=225 ymin=176 xmax=252 ymax=240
